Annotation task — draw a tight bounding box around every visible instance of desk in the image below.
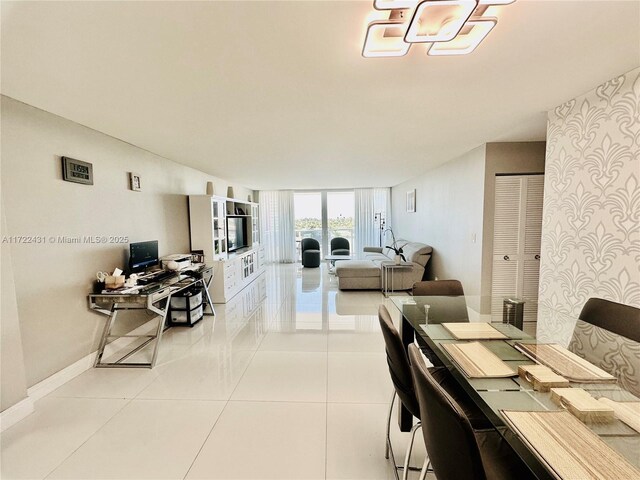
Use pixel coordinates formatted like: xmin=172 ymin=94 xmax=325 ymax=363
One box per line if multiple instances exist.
xmin=390 ymin=295 xmax=640 ymax=480
xmin=89 ymin=265 xmax=213 ymax=368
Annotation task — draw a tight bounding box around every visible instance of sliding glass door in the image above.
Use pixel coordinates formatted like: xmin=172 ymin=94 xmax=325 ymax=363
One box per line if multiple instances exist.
xmin=294 ymin=191 xmax=355 ymax=261
xmin=327 ymin=191 xmax=354 ymax=254
xmin=294 ymin=192 xmax=323 ymax=259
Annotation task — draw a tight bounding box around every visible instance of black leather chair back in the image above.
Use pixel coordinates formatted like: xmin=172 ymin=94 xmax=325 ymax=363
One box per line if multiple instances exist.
xmin=409 ymin=344 xmax=486 ymax=480
xmin=301 ymin=238 xmax=320 ymax=252
xmin=330 ymin=237 xmax=350 ymax=255
xmin=378 ymin=305 xmax=420 ymax=419
xmin=579 ymin=298 xmax=640 ymax=342
xmin=412 ymin=280 xmax=464 ymax=296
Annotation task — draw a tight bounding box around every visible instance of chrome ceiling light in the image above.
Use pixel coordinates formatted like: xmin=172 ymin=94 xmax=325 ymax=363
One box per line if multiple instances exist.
xmin=361 ymin=0 xmax=515 ymax=58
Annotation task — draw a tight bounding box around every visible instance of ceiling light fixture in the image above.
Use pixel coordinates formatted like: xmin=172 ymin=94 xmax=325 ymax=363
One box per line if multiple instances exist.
xmin=363 ymin=21 xmax=412 ymax=57
xmin=373 ymin=0 xmax=420 ymax=10
xmin=478 ymin=0 xmax=515 ymax=5
xmin=361 ymin=0 xmax=515 ymax=58
xmin=405 ymin=0 xmax=477 ymax=43
xmin=427 ymin=17 xmax=497 ymax=55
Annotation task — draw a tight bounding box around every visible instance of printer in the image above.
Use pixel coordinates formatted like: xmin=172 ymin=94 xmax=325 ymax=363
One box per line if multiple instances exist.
xmin=160 ymin=254 xmax=192 ymax=271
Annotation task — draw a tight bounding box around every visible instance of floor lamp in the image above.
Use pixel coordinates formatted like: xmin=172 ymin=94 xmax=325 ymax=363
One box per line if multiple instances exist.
xmin=374 ymin=213 xmax=386 ymax=247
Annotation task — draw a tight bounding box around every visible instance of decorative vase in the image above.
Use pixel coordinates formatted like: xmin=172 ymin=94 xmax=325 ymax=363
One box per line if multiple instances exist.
xmin=206 ymin=182 xmax=214 ymax=196
xmin=227 ymin=186 xmax=234 ymax=199
xmin=395 ymin=254 xmax=401 ymax=265
xmin=247 ymin=195 xmax=252 ymax=202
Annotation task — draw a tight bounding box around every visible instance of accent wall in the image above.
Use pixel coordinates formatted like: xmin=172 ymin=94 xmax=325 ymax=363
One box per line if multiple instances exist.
xmin=538 ymin=67 xmax=640 ymax=340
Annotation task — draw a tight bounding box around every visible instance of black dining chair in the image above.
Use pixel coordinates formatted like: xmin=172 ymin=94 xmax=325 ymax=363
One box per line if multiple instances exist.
xmin=300 ymin=238 xmax=321 ymax=268
xmin=330 ymin=237 xmax=350 ymax=256
xmin=578 ymin=298 xmax=640 ymax=342
xmin=570 ymin=298 xmax=640 ymax=395
xmin=411 ymin=279 xmax=468 ymax=365
xmin=408 ymin=344 xmax=534 ymax=480
xmin=378 ymin=305 xmax=423 ymax=480
xmin=412 ymin=279 xmax=464 ymax=296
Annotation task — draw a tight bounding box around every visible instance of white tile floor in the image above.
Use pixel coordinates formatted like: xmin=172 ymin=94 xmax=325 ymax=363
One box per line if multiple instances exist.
xmin=1 ymin=264 xmax=434 ymax=480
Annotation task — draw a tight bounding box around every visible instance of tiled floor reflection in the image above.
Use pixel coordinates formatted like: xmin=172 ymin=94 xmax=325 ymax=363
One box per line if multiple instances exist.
xmin=1 ymin=264 xmax=432 ymax=480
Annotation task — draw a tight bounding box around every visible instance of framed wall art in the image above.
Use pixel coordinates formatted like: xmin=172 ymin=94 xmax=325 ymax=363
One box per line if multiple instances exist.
xmin=129 ymin=172 xmax=142 ymax=191
xmin=406 ymin=189 xmax=416 ymax=213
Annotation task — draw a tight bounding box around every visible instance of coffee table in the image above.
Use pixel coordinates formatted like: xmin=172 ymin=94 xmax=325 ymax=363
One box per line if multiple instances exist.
xmin=324 ymin=254 xmax=352 ymax=274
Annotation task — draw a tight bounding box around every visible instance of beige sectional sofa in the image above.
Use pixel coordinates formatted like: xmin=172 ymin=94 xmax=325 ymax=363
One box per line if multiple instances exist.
xmin=335 ymin=240 xmax=433 ymax=291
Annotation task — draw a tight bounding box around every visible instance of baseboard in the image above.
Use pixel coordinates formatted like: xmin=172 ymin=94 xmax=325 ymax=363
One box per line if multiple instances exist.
xmin=0 ymin=396 xmax=34 ymax=432
xmin=26 ymin=351 xmax=96 ymax=402
xmin=27 ymin=319 xmax=157 ymax=402
xmin=2 ymin=317 xmax=159 ymax=431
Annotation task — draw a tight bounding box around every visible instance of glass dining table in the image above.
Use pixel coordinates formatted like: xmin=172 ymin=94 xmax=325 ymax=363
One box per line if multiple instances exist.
xmin=389 ymin=295 xmax=640 ymax=480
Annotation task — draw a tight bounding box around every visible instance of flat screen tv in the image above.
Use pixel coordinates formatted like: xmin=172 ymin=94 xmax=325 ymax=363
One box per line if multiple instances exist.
xmin=129 ymin=240 xmax=159 ymax=273
xmin=227 ymin=217 xmax=248 ymax=252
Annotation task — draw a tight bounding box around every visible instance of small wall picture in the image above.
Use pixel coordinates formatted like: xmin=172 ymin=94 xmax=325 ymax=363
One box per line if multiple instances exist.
xmin=129 ymin=172 xmax=142 ymax=191
xmin=406 ymin=189 xmax=416 ymax=213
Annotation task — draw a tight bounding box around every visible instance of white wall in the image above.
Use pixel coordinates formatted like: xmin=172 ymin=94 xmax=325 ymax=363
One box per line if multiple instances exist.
xmin=539 ymin=67 xmax=640 ymax=332
xmin=391 ymin=146 xmax=487 ymax=295
xmin=1 ymin=199 xmax=29 ymax=411
xmin=0 ymin=96 xmax=253 ymax=397
xmin=391 ymin=142 xmax=546 ymax=306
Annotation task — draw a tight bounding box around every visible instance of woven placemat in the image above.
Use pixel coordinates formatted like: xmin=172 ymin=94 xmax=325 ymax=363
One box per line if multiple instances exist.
xmin=515 ymin=343 xmax=616 ymax=383
xmin=502 ymin=410 xmax=640 ymax=479
xmin=598 ymin=398 xmax=640 ymax=433
xmin=442 ymin=322 xmax=508 ymax=340
xmin=441 ymin=342 xmax=516 ymax=378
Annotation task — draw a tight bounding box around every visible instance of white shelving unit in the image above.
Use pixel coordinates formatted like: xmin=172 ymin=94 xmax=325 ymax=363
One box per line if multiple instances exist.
xmin=189 ymin=195 xmax=266 ymax=303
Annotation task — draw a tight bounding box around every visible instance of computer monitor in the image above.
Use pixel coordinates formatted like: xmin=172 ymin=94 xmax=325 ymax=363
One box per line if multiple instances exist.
xmin=129 ymin=240 xmax=159 ymax=273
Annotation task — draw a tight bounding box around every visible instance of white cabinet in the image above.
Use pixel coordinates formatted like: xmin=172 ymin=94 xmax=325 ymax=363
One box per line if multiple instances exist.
xmin=188 ymin=195 xmax=228 ymax=262
xmin=189 ymin=195 xmax=265 ymax=303
xmin=251 ymin=204 xmax=260 ymax=245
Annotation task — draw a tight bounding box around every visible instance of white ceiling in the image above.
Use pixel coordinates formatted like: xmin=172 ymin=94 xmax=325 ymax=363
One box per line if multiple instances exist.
xmin=2 ymin=1 xmax=639 ymax=190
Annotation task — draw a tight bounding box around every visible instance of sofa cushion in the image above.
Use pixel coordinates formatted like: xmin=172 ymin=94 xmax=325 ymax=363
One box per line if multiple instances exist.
xmin=364 ymin=252 xmax=389 ymax=262
xmin=335 ymin=260 xmax=380 ymax=278
xmin=400 ymin=242 xmax=433 ymax=266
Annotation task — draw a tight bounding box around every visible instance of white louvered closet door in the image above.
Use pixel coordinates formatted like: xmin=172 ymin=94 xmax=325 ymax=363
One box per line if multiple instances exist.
xmin=491 ymin=175 xmax=544 ymax=324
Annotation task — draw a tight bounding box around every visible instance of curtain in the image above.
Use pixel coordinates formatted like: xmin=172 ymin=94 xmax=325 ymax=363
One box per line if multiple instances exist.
xmin=259 ymin=190 xmax=297 ymax=263
xmin=354 ymin=188 xmax=390 ymax=253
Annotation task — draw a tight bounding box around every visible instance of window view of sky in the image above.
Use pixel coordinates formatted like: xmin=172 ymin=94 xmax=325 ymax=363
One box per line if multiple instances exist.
xmin=294 ymin=192 xmax=355 ymax=219
xmin=294 ymin=192 xmax=321 ymax=219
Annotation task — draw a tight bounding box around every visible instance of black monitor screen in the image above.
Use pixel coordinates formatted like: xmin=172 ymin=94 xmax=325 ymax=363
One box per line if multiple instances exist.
xmin=129 ymin=240 xmax=159 ymax=272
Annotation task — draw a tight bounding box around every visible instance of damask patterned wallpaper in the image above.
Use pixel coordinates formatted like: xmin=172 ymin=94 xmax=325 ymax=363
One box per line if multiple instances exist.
xmin=539 ymin=67 xmax=640 ymax=333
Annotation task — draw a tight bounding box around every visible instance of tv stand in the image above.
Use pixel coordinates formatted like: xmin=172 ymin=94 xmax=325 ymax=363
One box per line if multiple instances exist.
xmin=188 ymin=195 xmax=265 ymax=303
